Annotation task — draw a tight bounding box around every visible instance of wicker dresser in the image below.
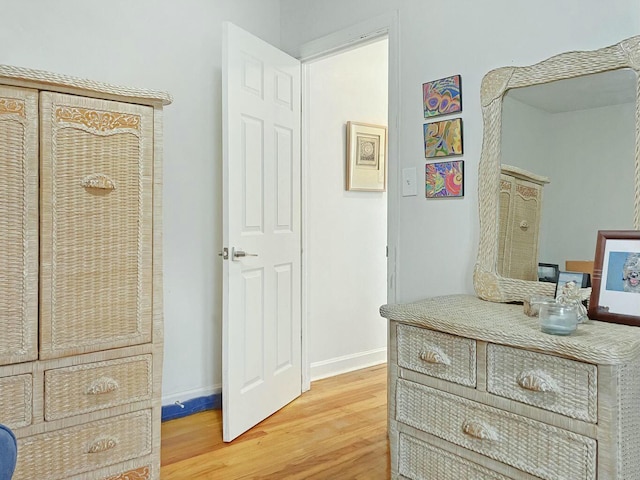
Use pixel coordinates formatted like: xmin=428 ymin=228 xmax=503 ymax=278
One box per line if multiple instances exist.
xmin=0 ymin=66 xmax=171 ymax=480
xmin=381 ymin=294 xmax=640 ymax=480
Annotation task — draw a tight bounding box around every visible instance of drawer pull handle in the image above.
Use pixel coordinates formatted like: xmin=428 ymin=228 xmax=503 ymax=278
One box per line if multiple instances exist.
xmin=86 ymin=377 xmax=119 ymax=395
xmin=517 ymin=370 xmax=558 ymax=393
xmin=88 ymin=437 xmax=118 ymax=453
xmin=462 ymin=421 xmax=498 ymax=441
xmin=81 ymin=173 xmax=116 ymax=190
xmin=419 ymin=346 xmax=451 ymax=366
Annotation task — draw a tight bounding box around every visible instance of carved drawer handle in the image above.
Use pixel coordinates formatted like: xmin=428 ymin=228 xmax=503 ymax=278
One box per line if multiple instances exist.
xmin=519 ymin=220 xmax=529 ymax=230
xmin=86 ymin=376 xmax=119 ymax=395
xmin=517 ymin=370 xmax=558 ymax=393
xmin=81 ymin=173 xmax=116 ymax=190
xmin=88 ymin=437 xmax=118 ymax=453
xmin=462 ymin=420 xmax=498 ymax=441
xmin=419 ymin=346 xmax=451 ymax=366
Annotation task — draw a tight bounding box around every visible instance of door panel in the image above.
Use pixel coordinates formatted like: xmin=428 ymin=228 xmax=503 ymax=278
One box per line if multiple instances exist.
xmin=222 ymin=22 xmax=301 ymax=442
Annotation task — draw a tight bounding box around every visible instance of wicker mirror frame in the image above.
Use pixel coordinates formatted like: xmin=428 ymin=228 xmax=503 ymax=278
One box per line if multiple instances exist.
xmin=474 ymin=35 xmax=640 ymax=303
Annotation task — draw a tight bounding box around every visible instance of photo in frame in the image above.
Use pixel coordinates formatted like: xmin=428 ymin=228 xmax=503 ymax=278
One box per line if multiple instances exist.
xmin=423 ymin=118 xmax=463 ymax=158
xmin=588 ymin=230 xmax=640 ymax=326
xmin=425 ymin=160 xmax=464 ymax=198
xmin=346 ymin=121 xmax=387 ymax=192
xmin=554 ymin=270 xmax=590 ymax=298
xmin=423 ymin=74 xmax=462 ymax=118
xmin=538 ymin=263 xmax=559 ymax=283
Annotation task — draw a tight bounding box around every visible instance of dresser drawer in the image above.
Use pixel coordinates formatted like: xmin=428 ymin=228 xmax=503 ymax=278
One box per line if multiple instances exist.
xmin=397 ymin=324 xmax=476 ymax=387
xmin=44 ymin=355 xmax=152 ymax=421
xmin=14 ymin=410 xmax=152 ymax=480
xmin=396 ymin=379 xmax=596 ymax=480
xmin=399 ymin=433 xmax=515 ymax=480
xmin=486 ymin=344 xmax=597 ymax=423
xmin=0 ymin=374 xmax=32 ymax=428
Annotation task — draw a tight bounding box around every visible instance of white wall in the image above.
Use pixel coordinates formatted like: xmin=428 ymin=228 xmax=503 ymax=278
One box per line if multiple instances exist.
xmin=281 ymin=0 xmax=640 ymax=304
xmin=0 ymin=0 xmax=283 ymax=404
xmin=306 ymin=40 xmax=388 ymax=380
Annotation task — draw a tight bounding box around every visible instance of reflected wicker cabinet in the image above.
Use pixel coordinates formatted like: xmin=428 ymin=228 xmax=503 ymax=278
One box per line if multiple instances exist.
xmin=0 ymin=66 xmax=171 ymax=480
xmin=498 ymin=165 xmax=549 ymax=281
xmin=381 ymin=295 xmax=640 ymax=480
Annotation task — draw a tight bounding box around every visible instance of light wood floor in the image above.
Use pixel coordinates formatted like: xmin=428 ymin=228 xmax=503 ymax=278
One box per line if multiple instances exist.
xmin=160 ymin=364 xmax=389 ymax=479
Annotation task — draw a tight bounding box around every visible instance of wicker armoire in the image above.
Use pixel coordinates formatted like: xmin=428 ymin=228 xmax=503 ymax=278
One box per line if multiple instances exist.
xmin=0 ymin=65 xmax=171 ymax=480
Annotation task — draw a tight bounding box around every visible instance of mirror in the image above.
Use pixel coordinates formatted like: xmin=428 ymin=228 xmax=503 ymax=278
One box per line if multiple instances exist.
xmin=474 ymin=36 xmax=640 ymax=303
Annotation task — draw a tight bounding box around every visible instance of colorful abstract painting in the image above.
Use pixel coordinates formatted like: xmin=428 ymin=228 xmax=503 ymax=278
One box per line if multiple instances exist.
xmin=424 ymin=118 xmax=463 ymax=158
xmin=423 ymin=75 xmax=461 ymax=118
xmin=426 ymin=160 xmax=464 ymax=198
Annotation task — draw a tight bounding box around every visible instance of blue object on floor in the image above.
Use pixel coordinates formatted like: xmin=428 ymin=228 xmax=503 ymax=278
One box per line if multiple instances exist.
xmin=0 ymin=424 xmax=17 ymax=480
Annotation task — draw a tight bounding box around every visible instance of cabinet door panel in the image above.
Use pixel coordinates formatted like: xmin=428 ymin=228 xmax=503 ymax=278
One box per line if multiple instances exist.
xmin=0 ymin=85 xmax=38 ymax=365
xmin=40 ymin=92 xmax=153 ymax=359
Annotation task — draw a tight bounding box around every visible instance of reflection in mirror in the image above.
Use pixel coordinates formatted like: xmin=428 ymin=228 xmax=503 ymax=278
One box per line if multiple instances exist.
xmin=473 ymin=35 xmax=640 ymax=303
xmin=501 ymin=69 xmax=637 ymax=273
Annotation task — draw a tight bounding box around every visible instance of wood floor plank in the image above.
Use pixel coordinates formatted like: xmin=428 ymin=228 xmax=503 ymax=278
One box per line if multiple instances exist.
xmin=161 ymin=364 xmax=389 ymax=479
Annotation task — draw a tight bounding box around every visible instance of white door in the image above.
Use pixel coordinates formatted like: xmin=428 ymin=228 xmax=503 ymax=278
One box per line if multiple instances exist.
xmin=222 ymin=22 xmax=302 ymax=442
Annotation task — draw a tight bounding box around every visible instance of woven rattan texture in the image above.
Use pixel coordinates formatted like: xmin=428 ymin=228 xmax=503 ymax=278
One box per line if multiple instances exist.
xmin=474 ymin=35 xmax=640 ymax=302
xmin=381 ymin=294 xmax=640 ymax=365
xmin=0 ymin=374 xmax=32 ymax=428
xmin=44 ymin=355 xmax=153 ymax=421
xmin=0 ymin=86 xmax=38 ymax=365
xmin=396 ymin=379 xmax=596 ymax=480
xmin=399 ymin=433 xmax=514 ymax=480
xmin=487 ymin=344 xmax=597 ymax=423
xmin=397 ymin=324 xmax=476 ymax=387
xmin=0 ymin=64 xmax=172 ymax=106
xmin=14 ymin=410 xmax=152 ymax=480
xmin=617 ymin=362 xmax=640 ymax=477
xmin=39 ymin=92 xmax=154 ymax=358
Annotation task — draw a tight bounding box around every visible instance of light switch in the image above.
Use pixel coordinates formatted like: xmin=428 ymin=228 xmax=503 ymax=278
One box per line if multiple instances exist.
xmin=402 ymin=167 xmax=417 ymax=196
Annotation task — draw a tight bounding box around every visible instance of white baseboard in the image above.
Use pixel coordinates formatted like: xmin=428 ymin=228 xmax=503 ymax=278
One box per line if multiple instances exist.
xmin=310 ymin=347 xmax=387 ymax=381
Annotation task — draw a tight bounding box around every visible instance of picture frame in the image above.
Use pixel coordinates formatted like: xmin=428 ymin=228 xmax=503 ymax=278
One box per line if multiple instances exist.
xmin=423 ymin=118 xmax=463 ymax=158
xmin=588 ymin=230 xmax=640 ymax=326
xmin=346 ymin=121 xmax=387 ymax=191
xmin=538 ymin=263 xmax=559 ymax=283
xmin=425 ymin=160 xmax=464 ymax=198
xmin=555 ymin=270 xmax=590 ymax=298
xmin=423 ymin=74 xmax=462 ymax=118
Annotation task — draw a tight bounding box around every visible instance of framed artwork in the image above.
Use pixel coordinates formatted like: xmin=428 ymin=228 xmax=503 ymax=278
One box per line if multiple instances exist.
xmin=425 ymin=160 xmax=464 ymax=198
xmin=346 ymin=121 xmax=387 ymax=191
xmin=424 ymin=118 xmax=463 ymax=158
xmin=423 ymin=74 xmax=462 ymax=118
xmin=538 ymin=263 xmax=559 ymax=283
xmin=588 ymin=230 xmax=640 ymax=326
xmin=554 ymin=270 xmax=590 ymax=298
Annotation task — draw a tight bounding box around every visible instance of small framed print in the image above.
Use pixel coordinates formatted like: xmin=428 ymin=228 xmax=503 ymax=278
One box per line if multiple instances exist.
xmin=425 ymin=160 xmax=464 ymax=198
xmin=346 ymin=121 xmax=387 ymax=192
xmin=538 ymin=263 xmax=559 ymax=283
xmin=423 ymin=74 xmax=462 ymax=118
xmin=555 ymin=270 xmax=590 ymax=298
xmin=423 ymin=118 xmax=463 ymax=158
xmin=588 ymin=230 xmax=640 ymax=326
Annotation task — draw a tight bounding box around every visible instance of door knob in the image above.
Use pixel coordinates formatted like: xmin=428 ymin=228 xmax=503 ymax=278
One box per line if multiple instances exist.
xmin=232 ymin=247 xmax=258 ymax=261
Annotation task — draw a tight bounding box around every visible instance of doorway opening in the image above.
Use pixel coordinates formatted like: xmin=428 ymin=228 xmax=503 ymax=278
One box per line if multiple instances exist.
xmin=302 ymin=37 xmax=390 ymax=387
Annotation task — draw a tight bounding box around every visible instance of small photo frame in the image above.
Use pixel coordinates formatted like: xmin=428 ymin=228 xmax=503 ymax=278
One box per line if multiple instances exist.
xmin=346 ymin=121 xmax=387 ymax=192
xmin=424 ymin=118 xmax=463 ymax=158
xmin=588 ymin=230 xmax=640 ymax=326
xmin=538 ymin=263 xmax=559 ymax=283
xmin=425 ymin=160 xmax=464 ymax=198
xmin=555 ymin=270 xmax=590 ymax=298
xmin=423 ymin=74 xmax=462 ymax=118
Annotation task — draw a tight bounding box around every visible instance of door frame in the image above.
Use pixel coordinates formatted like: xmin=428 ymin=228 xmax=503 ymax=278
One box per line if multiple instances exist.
xmin=299 ymin=11 xmax=400 ymax=391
